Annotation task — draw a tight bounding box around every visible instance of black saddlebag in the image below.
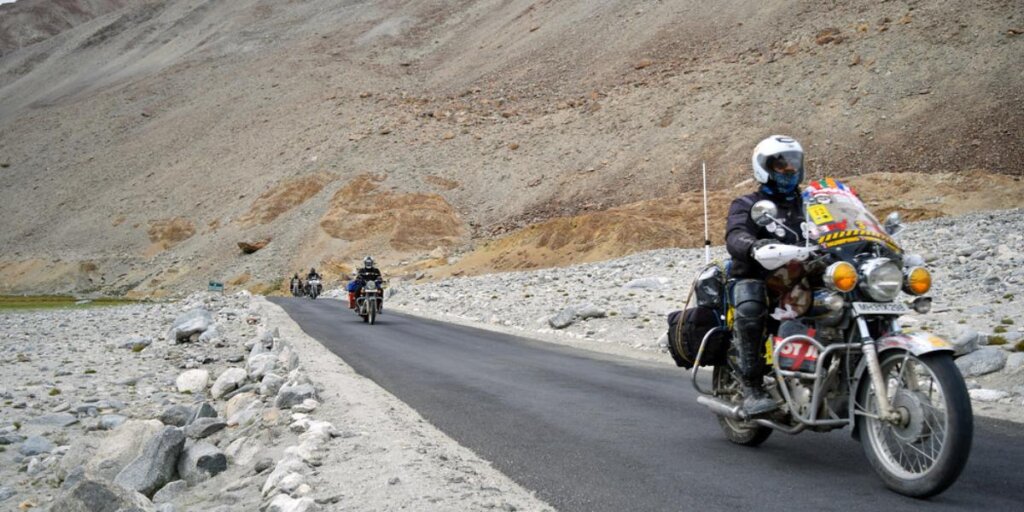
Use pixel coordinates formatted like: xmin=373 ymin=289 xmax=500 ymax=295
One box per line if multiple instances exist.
xmin=666 ymin=306 xmax=729 ymax=369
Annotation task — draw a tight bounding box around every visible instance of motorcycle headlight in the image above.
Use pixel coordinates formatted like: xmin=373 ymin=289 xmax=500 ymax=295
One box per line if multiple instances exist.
xmin=825 ymin=262 xmax=858 ymax=293
xmin=904 ymin=266 xmax=931 ymax=295
xmin=860 ymin=258 xmax=902 ymax=302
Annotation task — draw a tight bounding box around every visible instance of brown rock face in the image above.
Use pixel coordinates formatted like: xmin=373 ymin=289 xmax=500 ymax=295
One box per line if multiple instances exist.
xmin=238 ymin=239 xmax=271 ymax=254
xmin=147 ymin=218 xmax=196 ymax=250
xmin=237 ymin=173 xmax=335 ymax=227
xmin=319 ymin=175 xmax=464 ymax=252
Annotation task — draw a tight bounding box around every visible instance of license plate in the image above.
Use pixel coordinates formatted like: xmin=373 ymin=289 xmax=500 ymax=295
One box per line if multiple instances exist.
xmin=853 ymin=302 xmax=908 ymax=315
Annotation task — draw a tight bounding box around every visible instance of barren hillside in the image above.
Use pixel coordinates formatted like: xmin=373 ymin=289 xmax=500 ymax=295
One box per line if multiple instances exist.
xmin=0 ymin=0 xmax=1021 ymax=295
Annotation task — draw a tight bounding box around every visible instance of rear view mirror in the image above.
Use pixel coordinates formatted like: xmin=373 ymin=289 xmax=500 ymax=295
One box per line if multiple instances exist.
xmin=750 ymin=200 xmax=778 ymax=227
xmin=884 ymin=211 xmax=904 ymax=236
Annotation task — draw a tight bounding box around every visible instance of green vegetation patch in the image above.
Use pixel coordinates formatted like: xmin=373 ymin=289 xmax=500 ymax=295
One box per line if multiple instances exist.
xmin=0 ymin=295 xmax=137 ymax=311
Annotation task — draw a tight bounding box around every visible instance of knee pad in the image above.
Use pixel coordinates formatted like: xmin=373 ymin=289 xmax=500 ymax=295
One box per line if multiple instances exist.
xmin=731 ymin=280 xmax=767 ymax=321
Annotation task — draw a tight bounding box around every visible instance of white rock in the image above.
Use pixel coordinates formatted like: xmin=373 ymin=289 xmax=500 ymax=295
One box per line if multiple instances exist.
xmin=175 ymin=369 xmax=209 ymax=394
xmin=225 ymin=436 xmax=264 ymax=466
xmin=267 ymin=493 xmax=319 ymax=512
xmin=970 ymin=389 xmax=1010 ymax=402
xmin=291 ymin=399 xmax=319 ymax=413
xmin=211 ymin=368 xmax=248 ymax=399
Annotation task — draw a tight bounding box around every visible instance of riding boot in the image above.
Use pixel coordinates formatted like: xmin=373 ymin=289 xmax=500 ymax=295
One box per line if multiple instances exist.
xmin=731 ymin=279 xmax=777 ymax=416
xmin=734 ymin=336 xmax=776 ymax=416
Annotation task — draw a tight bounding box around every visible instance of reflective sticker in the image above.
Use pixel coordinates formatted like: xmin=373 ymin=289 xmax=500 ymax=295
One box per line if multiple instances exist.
xmin=808 ymin=204 xmax=834 ymax=225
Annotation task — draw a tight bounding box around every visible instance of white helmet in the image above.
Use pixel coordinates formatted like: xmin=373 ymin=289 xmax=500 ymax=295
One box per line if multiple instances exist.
xmin=363 ymin=256 xmax=375 ymax=269
xmin=751 ymin=135 xmax=804 ymax=195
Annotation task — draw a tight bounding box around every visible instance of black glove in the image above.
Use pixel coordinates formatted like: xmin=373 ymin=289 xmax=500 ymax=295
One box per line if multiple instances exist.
xmin=749 ymin=239 xmax=773 ymax=259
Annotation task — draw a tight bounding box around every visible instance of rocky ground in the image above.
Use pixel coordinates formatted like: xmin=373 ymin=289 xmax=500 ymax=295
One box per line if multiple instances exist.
xmin=0 ymin=292 xmax=552 ymax=511
xmin=389 ymin=208 xmax=1024 ymax=423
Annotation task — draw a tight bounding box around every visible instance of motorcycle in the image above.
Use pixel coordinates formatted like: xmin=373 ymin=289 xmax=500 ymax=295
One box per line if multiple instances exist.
xmin=306 ymin=278 xmax=322 ymax=300
xmin=290 ymin=278 xmax=303 ymax=297
xmin=355 ymin=280 xmax=383 ymax=325
xmin=689 ymin=178 xmax=972 ymax=498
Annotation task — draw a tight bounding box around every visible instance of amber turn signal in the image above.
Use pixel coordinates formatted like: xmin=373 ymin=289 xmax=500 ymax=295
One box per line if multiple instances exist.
xmin=826 ymin=262 xmax=858 ymax=293
xmin=905 ymin=267 xmax=932 ymax=295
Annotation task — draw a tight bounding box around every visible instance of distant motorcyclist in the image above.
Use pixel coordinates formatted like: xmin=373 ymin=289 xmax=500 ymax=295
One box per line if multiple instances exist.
xmin=725 ymin=135 xmax=807 ymax=415
xmin=347 ymin=256 xmax=383 ymax=310
xmin=290 ymin=273 xmax=303 ymax=296
xmin=305 ymin=267 xmax=322 ymax=296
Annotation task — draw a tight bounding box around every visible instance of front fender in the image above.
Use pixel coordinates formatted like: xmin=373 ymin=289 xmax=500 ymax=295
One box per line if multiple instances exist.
xmin=876 ymin=331 xmax=955 ymax=356
xmin=849 ymin=331 xmax=954 ymax=440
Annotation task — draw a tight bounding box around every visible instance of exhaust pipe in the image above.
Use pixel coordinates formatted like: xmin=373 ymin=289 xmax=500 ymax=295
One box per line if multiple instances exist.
xmin=697 ymin=396 xmax=748 ymax=421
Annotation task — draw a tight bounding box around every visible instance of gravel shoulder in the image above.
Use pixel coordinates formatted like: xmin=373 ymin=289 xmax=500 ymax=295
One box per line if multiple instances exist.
xmin=259 ymin=297 xmax=555 ymax=511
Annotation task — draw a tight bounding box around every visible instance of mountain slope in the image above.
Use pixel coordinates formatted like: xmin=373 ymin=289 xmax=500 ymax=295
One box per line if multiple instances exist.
xmin=0 ymin=0 xmax=1021 ymax=295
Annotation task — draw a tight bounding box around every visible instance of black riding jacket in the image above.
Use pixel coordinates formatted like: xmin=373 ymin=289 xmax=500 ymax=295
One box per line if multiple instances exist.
xmin=356 ymin=267 xmax=382 ymax=283
xmin=725 ymin=189 xmax=805 ymax=279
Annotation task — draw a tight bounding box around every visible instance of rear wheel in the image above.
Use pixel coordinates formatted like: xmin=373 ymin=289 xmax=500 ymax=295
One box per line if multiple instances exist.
xmin=856 ymin=351 xmax=973 ymax=498
xmin=712 ymin=365 xmax=772 ymax=446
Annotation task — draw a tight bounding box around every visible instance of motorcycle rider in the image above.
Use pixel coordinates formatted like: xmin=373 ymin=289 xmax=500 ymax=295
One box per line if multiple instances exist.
xmin=347 ymin=256 xmax=383 ymax=310
xmin=305 ymin=267 xmax=321 ymax=296
xmin=725 ymin=135 xmax=807 ymax=415
xmin=290 ymin=273 xmax=302 ymax=296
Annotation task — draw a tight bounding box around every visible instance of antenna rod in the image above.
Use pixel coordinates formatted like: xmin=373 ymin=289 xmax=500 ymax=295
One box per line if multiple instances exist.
xmin=702 ymin=161 xmax=710 ymax=264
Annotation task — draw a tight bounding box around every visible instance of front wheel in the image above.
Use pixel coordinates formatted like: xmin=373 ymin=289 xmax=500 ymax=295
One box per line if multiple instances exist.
xmin=712 ymin=365 xmax=772 ymax=446
xmin=856 ymin=351 xmax=973 ymax=498
xmin=368 ymin=303 xmax=376 ymax=325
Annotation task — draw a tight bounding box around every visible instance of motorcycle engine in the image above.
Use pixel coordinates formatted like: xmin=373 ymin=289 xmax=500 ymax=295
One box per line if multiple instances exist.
xmin=790 ymin=380 xmax=813 ymax=417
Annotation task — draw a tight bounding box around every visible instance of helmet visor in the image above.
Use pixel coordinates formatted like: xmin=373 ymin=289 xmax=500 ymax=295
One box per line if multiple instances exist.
xmin=765 ymin=151 xmax=803 ymax=174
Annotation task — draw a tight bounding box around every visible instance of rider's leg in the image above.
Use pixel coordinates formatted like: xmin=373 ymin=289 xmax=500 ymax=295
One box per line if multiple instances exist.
xmin=731 ymin=279 xmax=776 ymax=415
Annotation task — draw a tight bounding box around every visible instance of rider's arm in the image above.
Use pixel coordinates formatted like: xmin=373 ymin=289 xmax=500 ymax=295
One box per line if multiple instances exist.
xmin=726 ymin=197 xmax=760 ymax=264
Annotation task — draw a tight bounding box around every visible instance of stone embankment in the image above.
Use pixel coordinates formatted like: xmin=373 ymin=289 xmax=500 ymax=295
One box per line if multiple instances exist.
xmin=391 ymin=208 xmax=1024 ymax=422
xmin=0 ymin=292 xmax=552 ymax=511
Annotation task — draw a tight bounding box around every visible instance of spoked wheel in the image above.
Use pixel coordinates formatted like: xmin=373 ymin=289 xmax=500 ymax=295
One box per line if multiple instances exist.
xmin=368 ymin=303 xmax=377 ymax=325
xmin=856 ymin=351 xmax=973 ymax=498
xmin=712 ymin=365 xmax=772 ymax=446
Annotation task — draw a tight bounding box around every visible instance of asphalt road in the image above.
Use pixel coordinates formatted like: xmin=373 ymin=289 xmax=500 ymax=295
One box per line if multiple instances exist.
xmin=270 ymin=297 xmax=1024 ymax=512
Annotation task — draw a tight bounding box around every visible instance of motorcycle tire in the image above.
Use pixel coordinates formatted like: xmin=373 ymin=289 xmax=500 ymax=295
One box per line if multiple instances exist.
xmin=712 ymin=364 xmax=772 ymax=446
xmin=856 ymin=351 xmax=973 ymax=498
xmin=368 ymin=306 xmax=376 ymax=325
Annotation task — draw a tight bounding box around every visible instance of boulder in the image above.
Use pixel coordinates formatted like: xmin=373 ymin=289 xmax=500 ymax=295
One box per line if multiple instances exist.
xmin=277 ymin=346 xmax=299 ymax=372
xmin=152 ymin=480 xmax=188 ymax=504
xmin=114 ymin=426 xmax=186 ymax=497
xmin=247 ymin=354 xmax=278 ymax=381
xmin=177 ymin=441 xmax=227 ymax=485
xmin=185 ymin=417 xmax=227 ymax=439
xmin=188 ymin=402 xmax=218 ymax=424
xmin=260 ymin=374 xmax=285 ymax=397
xmin=238 ymin=238 xmax=271 ymax=254
xmin=159 ymin=405 xmax=193 ymax=427
xmin=50 ymin=475 xmax=156 ymax=512
xmin=168 ymin=308 xmax=213 ymax=344
xmin=97 ymin=415 xmax=128 ymax=431
xmin=67 ymin=419 xmax=163 ymax=481
xmin=576 ymin=303 xmax=607 ymax=320
xmin=211 ymin=368 xmax=248 ymax=399
xmin=275 ymin=383 xmax=317 ymax=409
xmin=224 ymin=436 xmax=263 ymax=466
xmin=175 ymin=370 xmax=209 ymax=394
xmin=120 ymin=336 xmax=154 ymax=351
xmin=955 ymin=347 xmax=1008 ymax=377
xmin=19 ymin=436 xmax=55 ymax=456
xmin=225 ymin=392 xmax=259 ymax=419
xmin=548 ymin=307 xmax=576 ymax=329
xmin=267 ymin=494 xmax=318 ymax=512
